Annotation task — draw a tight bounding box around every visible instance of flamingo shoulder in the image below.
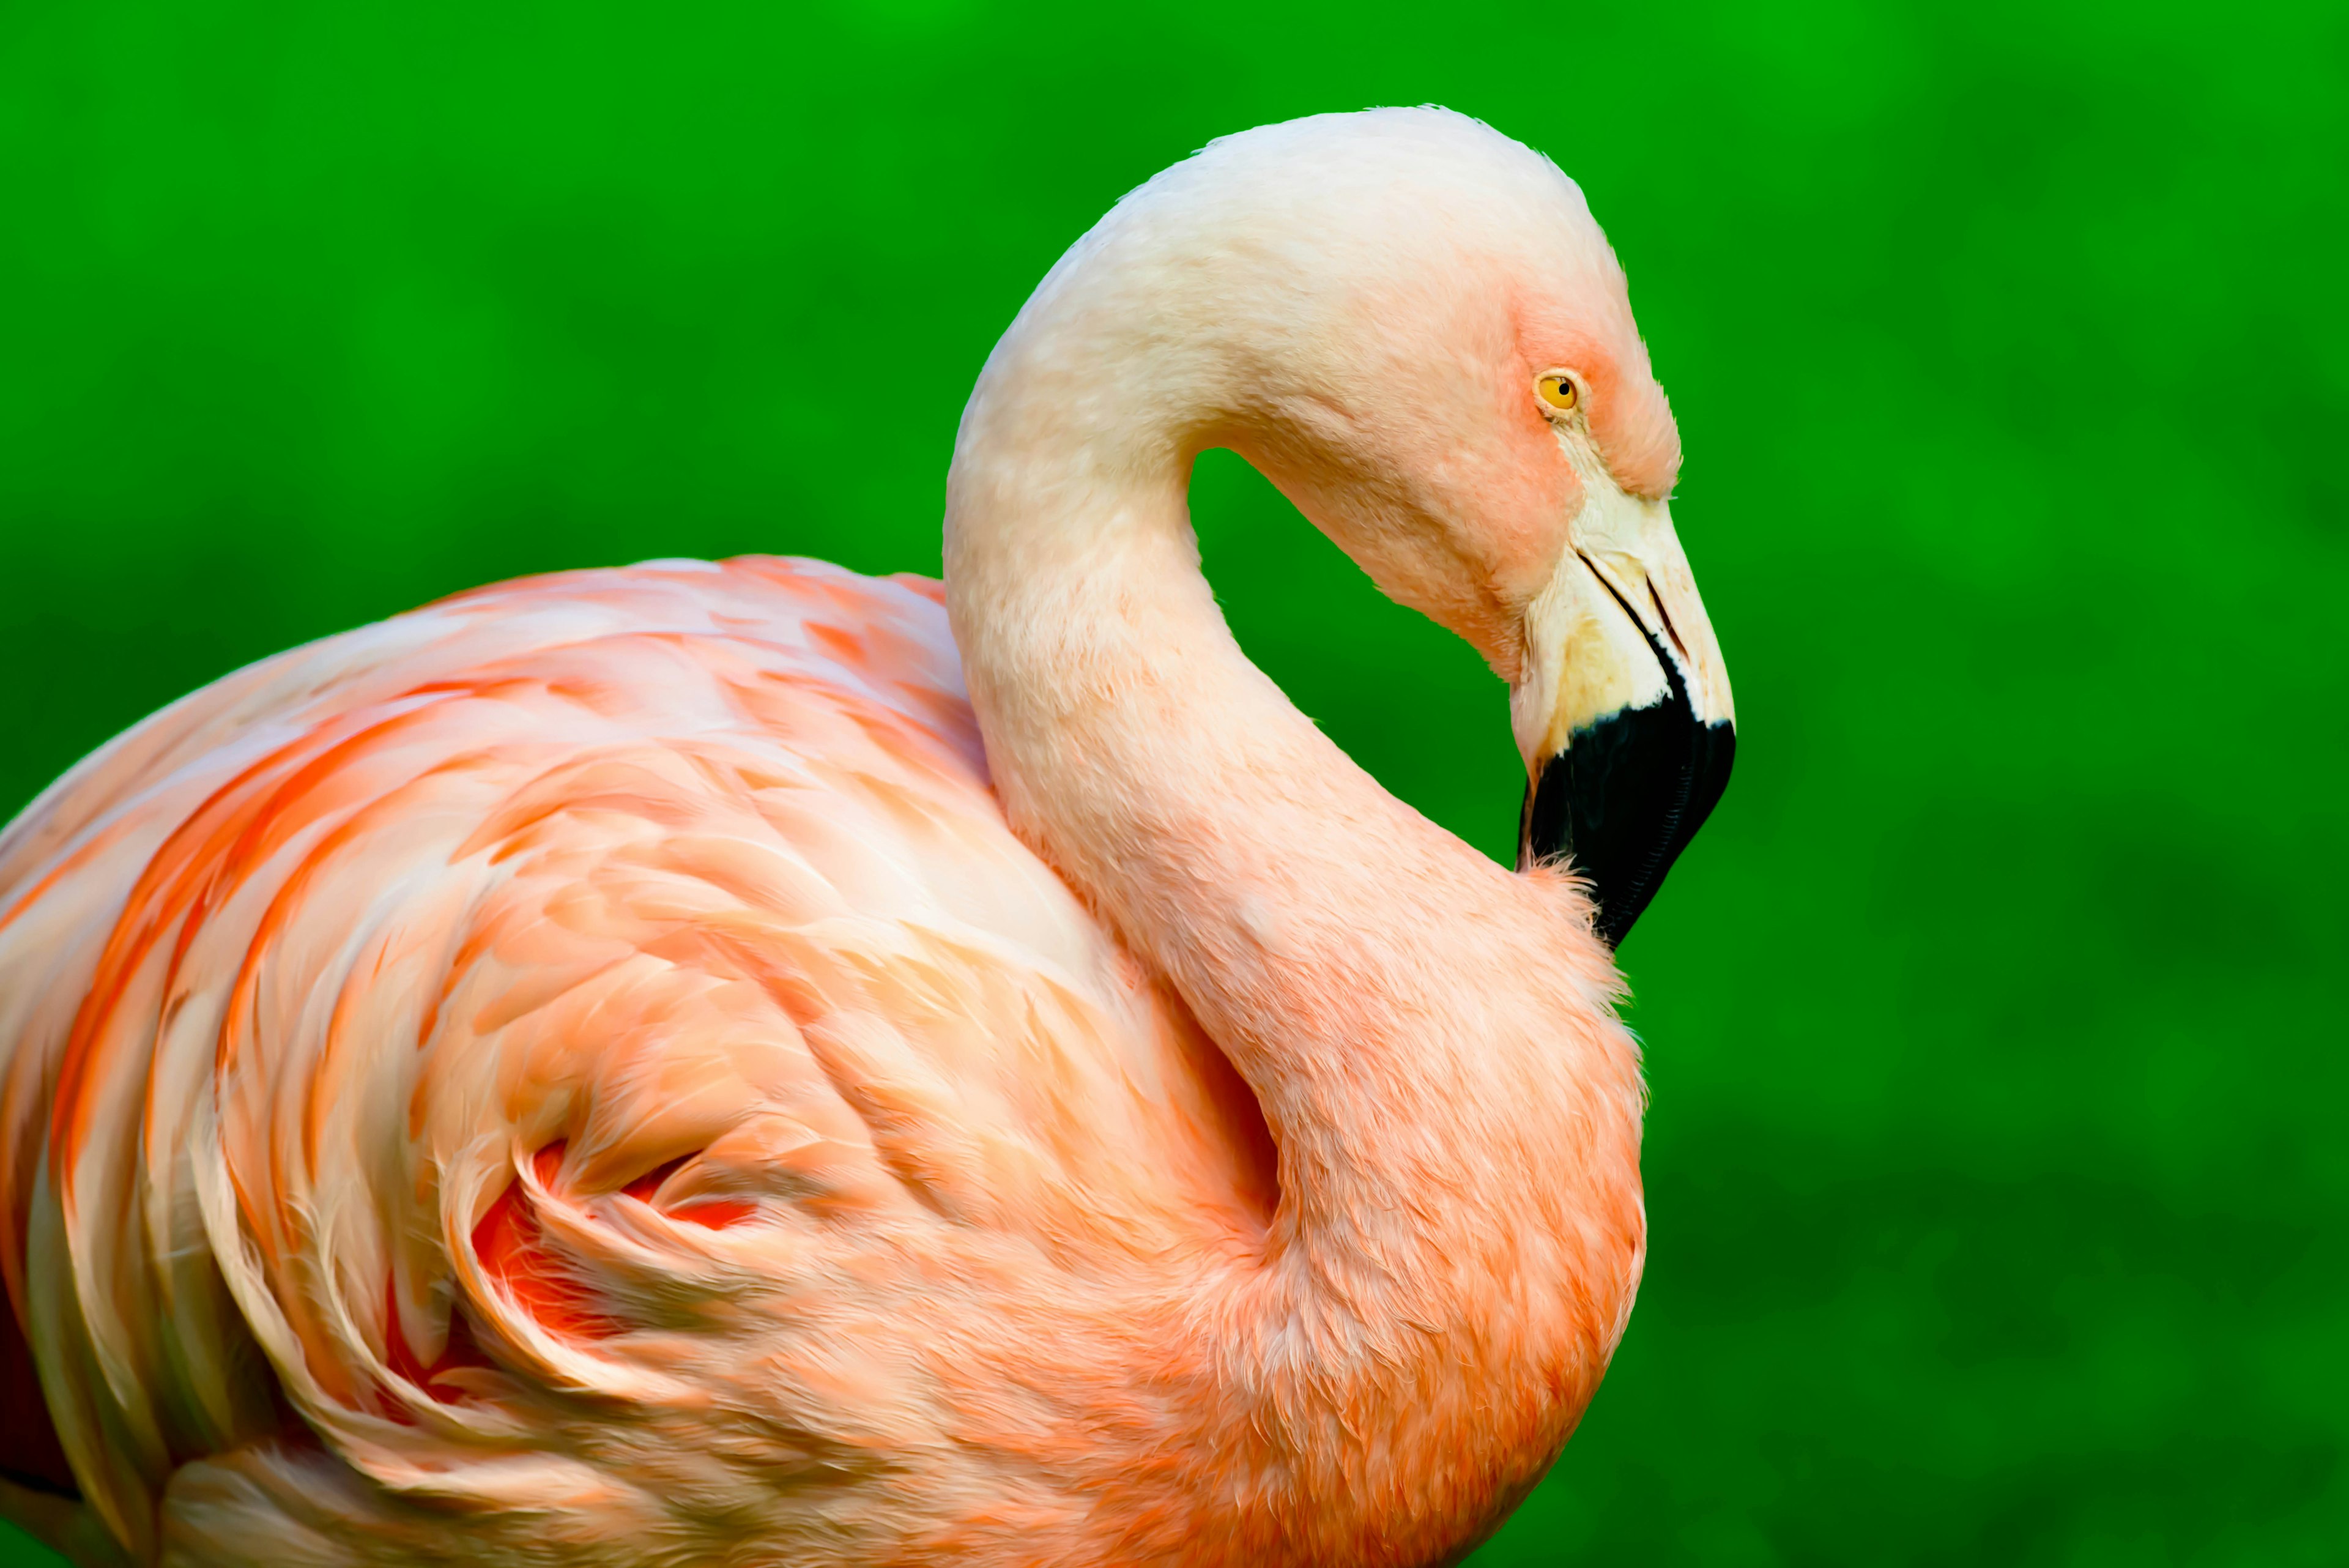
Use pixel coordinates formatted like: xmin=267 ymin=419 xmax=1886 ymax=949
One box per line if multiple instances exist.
xmin=0 ymin=556 xmax=1271 ymax=1562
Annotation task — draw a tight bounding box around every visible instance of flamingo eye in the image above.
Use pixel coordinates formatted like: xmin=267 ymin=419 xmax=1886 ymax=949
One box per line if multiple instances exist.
xmin=1537 ymin=374 xmax=1579 ymax=413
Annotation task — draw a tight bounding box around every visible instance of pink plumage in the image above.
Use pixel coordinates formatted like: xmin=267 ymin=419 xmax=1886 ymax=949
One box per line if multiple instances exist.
xmin=1 ymin=108 xmax=1732 ymax=1566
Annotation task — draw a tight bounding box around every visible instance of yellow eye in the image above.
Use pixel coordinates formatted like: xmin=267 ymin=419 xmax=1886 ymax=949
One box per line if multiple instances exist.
xmin=1537 ymin=374 xmax=1579 ymax=413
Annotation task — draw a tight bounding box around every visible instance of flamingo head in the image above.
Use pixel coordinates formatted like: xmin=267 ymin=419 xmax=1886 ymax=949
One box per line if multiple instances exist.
xmin=971 ymin=106 xmax=1737 ymax=944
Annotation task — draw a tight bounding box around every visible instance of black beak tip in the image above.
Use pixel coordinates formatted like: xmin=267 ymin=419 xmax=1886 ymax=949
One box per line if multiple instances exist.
xmin=1521 ymin=706 xmax=1735 ymax=949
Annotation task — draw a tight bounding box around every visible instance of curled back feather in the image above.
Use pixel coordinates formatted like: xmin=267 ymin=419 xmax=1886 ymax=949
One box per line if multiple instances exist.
xmin=0 ymin=559 xmax=1274 ymax=1564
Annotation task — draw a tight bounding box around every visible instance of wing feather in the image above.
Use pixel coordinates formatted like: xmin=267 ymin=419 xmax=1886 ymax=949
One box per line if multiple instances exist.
xmin=0 ymin=559 xmax=1274 ymax=1562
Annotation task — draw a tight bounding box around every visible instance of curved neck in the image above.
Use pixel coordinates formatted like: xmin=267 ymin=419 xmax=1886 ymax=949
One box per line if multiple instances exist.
xmin=943 ymin=318 xmax=1648 ymax=1554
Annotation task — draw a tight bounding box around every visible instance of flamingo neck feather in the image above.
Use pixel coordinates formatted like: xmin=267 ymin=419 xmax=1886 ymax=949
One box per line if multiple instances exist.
xmin=943 ymin=179 xmax=1649 ymax=1552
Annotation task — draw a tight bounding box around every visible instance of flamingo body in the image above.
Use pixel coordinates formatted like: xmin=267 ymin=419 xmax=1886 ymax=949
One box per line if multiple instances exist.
xmin=1 ymin=108 xmax=1735 ymax=1565
xmin=3 ymin=559 xmax=1284 ymax=1561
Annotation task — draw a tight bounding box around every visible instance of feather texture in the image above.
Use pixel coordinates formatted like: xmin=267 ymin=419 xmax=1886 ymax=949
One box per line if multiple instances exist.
xmin=0 ymin=108 xmax=1712 ymax=1566
xmin=2 ymin=560 xmax=1280 ymax=1562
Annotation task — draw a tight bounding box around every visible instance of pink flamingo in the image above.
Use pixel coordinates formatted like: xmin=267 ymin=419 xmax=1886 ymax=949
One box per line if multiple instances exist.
xmin=0 ymin=108 xmax=1732 ymax=1566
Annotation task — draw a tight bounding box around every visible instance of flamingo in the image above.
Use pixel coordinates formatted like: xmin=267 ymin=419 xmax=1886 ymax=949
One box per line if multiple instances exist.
xmin=0 ymin=108 xmax=1733 ymax=1566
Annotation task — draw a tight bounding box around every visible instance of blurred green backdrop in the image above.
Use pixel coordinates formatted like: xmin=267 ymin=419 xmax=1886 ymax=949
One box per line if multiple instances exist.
xmin=2 ymin=1 xmax=2343 ymax=1563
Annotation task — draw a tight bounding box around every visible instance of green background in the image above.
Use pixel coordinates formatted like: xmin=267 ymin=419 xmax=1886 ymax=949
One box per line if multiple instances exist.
xmin=3 ymin=2 xmax=2343 ymax=1562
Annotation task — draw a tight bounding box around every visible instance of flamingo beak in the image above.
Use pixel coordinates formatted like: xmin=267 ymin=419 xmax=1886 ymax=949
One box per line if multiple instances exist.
xmin=1511 ymin=483 xmax=1735 ymax=947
